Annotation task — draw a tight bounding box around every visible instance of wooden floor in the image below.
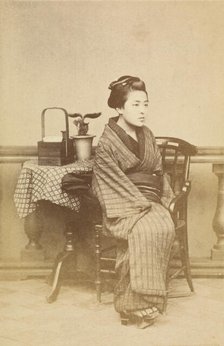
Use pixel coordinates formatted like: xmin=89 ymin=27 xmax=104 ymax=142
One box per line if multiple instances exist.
xmin=0 ymin=278 xmax=223 ymax=346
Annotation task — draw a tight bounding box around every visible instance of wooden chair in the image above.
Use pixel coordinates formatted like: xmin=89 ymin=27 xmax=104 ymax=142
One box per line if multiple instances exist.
xmin=93 ymin=137 xmax=197 ymax=304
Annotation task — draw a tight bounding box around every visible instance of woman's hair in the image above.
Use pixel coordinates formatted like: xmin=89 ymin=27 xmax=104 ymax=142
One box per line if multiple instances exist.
xmin=107 ymin=75 xmax=147 ymax=109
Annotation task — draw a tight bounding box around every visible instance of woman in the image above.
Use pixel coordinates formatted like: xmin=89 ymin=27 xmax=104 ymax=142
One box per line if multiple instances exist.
xmin=92 ymin=75 xmax=175 ymax=328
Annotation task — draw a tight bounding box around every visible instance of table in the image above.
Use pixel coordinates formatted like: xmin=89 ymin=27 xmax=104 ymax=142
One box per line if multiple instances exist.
xmin=14 ymin=159 xmax=94 ymax=302
xmin=14 ymin=159 xmax=93 ymax=218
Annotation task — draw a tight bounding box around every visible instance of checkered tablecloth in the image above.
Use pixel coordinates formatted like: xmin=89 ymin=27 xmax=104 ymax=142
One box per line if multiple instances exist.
xmin=14 ymin=159 xmax=93 ymax=218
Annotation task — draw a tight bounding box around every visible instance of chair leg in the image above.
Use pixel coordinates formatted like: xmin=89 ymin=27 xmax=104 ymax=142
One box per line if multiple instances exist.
xmin=95 ymin=224 xmax=102 ymax=302
xmin=179 ymin=232 xmax=194 ymax=293
xmin=184 ymin=259 xmax=194 ymax=292
xmin=162 ymin=292 xmax=168 ymax=314
xmin=183 ymin=244 xmax=194 ymax=292
xmin=96 ymin=280 xmax=101 ymax=303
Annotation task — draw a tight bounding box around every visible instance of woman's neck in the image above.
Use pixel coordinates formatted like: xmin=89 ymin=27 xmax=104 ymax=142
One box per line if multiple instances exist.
xmin=117 ymin=116 xmax=138 ymax=141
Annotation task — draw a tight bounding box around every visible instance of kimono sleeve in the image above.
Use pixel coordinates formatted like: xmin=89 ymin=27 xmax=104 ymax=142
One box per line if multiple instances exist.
xmin=92 ymin=143 xmax=151 ymax=219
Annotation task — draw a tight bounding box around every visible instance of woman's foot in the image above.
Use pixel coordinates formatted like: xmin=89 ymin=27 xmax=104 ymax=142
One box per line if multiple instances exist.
xmin=136 ymin=318 xmax=154 ymax=329
xmin=143 ymin=307 xmax=159 ymax=321
xmin=120 ymin=308 xmax=159 ymax=329
xmin=132 ymin=310 xmax=155 ymax=329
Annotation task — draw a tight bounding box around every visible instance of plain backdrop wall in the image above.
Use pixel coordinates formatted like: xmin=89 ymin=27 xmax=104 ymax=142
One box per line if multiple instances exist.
xmin=0 ymin=1 xmax=223 ymax=261
xmin=0 ymin=1 xmax=224 ymax=147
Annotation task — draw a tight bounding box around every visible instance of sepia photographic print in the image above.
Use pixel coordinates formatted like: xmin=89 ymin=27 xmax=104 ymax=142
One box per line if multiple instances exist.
xmin=0 ymin=1 xmax=224 ymax=345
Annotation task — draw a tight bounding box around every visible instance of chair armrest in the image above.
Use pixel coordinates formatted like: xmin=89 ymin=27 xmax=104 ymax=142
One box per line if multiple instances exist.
xmin=168 ymin=181 xmax=191 ymax=218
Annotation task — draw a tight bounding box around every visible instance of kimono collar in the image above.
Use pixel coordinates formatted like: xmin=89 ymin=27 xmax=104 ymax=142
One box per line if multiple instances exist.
xmin=108 ymin=117 xmax=145 ymax=160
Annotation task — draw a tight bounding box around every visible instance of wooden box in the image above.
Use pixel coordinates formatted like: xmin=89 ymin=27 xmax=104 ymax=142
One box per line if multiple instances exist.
xmin=38 ymin=139 xmax=74 ymax=166
xmin=37 ymin=107 xmax=74 ymax=166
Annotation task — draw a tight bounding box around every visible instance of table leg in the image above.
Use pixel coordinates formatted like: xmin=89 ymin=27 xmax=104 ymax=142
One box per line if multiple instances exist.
xmin=46 ymin=222 xmax=77 ymax=303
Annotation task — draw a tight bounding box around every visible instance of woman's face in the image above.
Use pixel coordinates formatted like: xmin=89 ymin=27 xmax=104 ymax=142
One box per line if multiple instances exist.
xmin=117 ymin=90 xmax=149 ymax=127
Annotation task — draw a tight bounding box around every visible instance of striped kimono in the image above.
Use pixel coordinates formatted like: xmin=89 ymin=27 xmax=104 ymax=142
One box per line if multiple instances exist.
xmin=92 ymin=117 xmax=175 ymax=313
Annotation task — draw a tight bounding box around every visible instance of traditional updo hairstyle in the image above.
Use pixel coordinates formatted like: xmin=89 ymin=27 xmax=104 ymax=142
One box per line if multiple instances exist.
xmin=107 ymin=75 xmax=147 ymax=109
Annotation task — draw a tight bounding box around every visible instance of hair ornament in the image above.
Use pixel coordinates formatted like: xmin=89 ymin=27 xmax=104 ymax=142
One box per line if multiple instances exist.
xmin=108 ymin=76 xmax=140 ymax=90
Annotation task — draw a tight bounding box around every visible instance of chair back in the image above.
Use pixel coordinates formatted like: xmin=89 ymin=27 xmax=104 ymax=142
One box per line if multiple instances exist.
xmin=155 ymin=137 xmax=197 ymax=193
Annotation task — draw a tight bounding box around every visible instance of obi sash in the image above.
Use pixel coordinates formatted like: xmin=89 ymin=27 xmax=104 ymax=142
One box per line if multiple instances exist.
xmin=127 ymin=171 xmax=163 ymax=203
